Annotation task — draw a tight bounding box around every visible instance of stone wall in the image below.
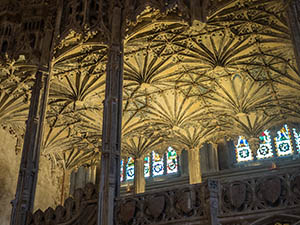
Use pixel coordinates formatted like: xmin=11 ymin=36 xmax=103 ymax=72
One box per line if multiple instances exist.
xmin=0 ymin=128 xmax=20 ymax=225
xmin=0 ymin=128 xmax=62 ymax=225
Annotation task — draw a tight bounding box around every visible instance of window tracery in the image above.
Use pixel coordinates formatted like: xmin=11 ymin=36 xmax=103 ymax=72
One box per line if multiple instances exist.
xmin=152 ymin=151 xmax=164 ymax=177
xmin=236 ymin=136 xmax=253 ymax=162
xmin=126 ymin=157 xmax=135 ymax=181
xmin=257 ymin=130 xmax=273 ymax=159
xmin=121 ymin=147 xmax=179 ymax=182
xmin=166 ymin=147 xmax=178 ymax=174
xmin=144 ymin=156 xmax=150 ymax=178
xmin=235 ymin=124 xmax=298 ymax=163
xmin=275 ymin=125 xmax=293 ymax=156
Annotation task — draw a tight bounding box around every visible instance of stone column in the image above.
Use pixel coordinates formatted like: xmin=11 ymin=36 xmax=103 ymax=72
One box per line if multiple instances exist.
xmin=10 ymin=69 xmax=51 ymax=225
xmin=287 ymin=0 xmax=300 ymax=72
xmin=180 ymin=150 xmax=189 ymax=177
xmin=218 ymin=139 xmax=235 ymax=169
xmin=75 ymin=166 xmax=87 ymax=189
xmin=97 ymin=6 xmax=123 ymax=225
xmin=210 ymin=143 xmax=219 ymax=172
xmin=200 ymin=144 xmax=209 ymax=174
xmin=269 ymin=128 xmax=278 ymax=158
xmin=88 ymin=165 xmax=97 ymax=184
xmin=206 ymin=180 xmax=219 ymax=225
xmin=134 ymin=157 xmax=145 ymax=194
xmin=188 ymin=148 xmax=202 ymax=184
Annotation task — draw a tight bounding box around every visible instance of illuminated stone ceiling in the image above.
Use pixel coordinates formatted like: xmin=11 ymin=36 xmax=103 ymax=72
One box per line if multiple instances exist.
xmin=0 ymin=0 xmax=299 ymax=169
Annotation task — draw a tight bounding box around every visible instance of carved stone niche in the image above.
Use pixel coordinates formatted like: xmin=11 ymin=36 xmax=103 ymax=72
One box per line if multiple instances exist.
xmin=0 ymin=1 xmax=21 ymax=58
xmin=15 ymin=1 xmax=54 ymax=64
xmin=221 ymin=181 xmax=252 ymax=212
xmin=115 ymin=199 xmax=137 ymax=225
xmin=175 ymin=188 xmax=196 ymax=216
xmin=60 ymin=0 xmax=107 ymax=38
xmin=145 ymin=194 xmax=167 ymax=221
xmin=256 ymin=176 xmax=285 ymax=207
xmin=291 ymin=175 xmax=300 ymax=197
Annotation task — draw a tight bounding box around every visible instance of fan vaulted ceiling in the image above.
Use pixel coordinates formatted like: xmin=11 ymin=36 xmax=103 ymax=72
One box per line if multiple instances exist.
xmin=0 ymin=0 xmax=299 ymax=169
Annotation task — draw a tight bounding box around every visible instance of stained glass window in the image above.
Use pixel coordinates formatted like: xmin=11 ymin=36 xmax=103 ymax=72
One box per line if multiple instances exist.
xmin=235 ymin=124 xmax=300 ymax=163
xmin=120 ymin=160 xmax=124 ymax=182
xmin=293 ymin=128 xmax=300 ymax=153
xmin=236 ymin=136 xmax=253 ymax=162
xmin=257 ymin=130 xmax=273 ymax=159
xmin=121 ymin=147 xmax=179 ymax=181
xmin=166 ymin=147 xmax=178 ymax=174
xmin=126 ymin=157 xmax=135 ymax=180
xmin=275 ymin=125 xmax=293 ymax=156
xmin=152 ymin=151 xmax=164 ymax=176
xmin=144 ymin=156 xmax=150 ymax=178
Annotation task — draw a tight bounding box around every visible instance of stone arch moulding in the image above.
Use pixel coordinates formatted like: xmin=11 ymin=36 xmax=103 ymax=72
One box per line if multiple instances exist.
xmin=249 ymin=214 xmax=300 ymax=225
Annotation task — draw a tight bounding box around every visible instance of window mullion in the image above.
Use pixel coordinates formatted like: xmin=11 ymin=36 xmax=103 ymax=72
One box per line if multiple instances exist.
xmin=150 ymin=152 xmax=153 ymax=178
xmin=291 ymin=127 xmax=298 ymax=156
xmin=163 ymin=151 xmax=167 ymax=175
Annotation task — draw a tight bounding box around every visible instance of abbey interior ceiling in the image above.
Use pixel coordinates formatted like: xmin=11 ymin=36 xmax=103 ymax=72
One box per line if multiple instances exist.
xmin=0 ymin=0 xmax=299 ymax=172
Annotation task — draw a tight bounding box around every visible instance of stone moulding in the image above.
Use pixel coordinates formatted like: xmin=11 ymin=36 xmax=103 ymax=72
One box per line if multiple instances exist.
xmin=26 ymin=183 xmax=98 ymax=225
xmin=219 ymin=167 xmax=300 ymax=224
xmin=114 ymin=182 xmax=211 ymax=225
xmin=26 ymin=181 xmax=218 ymax=225
xmin=26 ymin=167 xmax=300 ymax=225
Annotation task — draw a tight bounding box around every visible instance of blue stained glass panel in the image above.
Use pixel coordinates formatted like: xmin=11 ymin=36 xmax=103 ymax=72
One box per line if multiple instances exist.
xmin=144 ymin=156 xmax=150 ymax=178
xmin=236 ymin=136 xmax=253 ymax=162
xmin=152 ymin=152 xmax=164 ymax=176
xmin=166 ymin=147 xmax=178 ymax=174
xmin=126 ymin=157 xmax=135 ymax=180
xmin=257 ymin=130 xmax=273 ymax=159
xmin=275 ymin=124 xmax=293 ymax=156
xmin=120 ymin=160 xmax=124 ymax=182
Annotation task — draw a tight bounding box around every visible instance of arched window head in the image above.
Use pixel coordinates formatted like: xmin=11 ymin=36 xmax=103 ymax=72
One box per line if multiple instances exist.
xmin=275 ymin=125 xmax=293 ymax=156
xmin=152 ymin=151 xmax=164 ymax=176
xmin=166 ymin=147 xmax=178 ymax=174
xmin=144 ymin=156 xmax=150 ymax=178
xmin=126 ymin=157 xmax=135 ymax=181
xmin=257 ymin=130 xmax=273 ymax=159
xmin=236 ymin=136 xmax=253 ymax=162
xmin=120 ymin=160 xmax=124 ymax=182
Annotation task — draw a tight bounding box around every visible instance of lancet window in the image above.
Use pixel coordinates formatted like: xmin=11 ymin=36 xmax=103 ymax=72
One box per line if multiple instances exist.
xmin=235 ymin=124 xmax=298 ymax=163
xmin=256 ymin=130 xmax=273 ymax=159
xmin=120 ymin=147 xmax=179 ymax=182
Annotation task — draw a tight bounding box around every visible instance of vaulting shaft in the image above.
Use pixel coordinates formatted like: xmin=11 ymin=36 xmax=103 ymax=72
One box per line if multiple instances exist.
xmin=97 ymin=6 xmax=124 ymax=225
